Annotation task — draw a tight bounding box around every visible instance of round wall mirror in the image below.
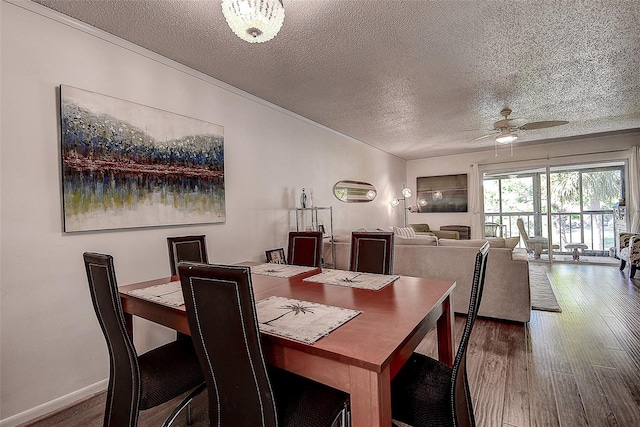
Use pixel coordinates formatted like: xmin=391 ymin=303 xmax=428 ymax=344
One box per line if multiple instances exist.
xmin=333 ymin=180 xmax=377 ymax=203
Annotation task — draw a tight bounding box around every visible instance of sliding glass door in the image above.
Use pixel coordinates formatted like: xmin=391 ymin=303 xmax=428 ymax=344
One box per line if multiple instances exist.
xmin=483 ymin=162 xmax=624 ymax=256
xmin=548 ymin=163 xmax=623 ymax=253
xmin=484 ymin=167 xmax=549 ymax=242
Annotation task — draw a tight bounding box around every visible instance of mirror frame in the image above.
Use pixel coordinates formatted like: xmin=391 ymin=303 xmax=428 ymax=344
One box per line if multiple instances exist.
xmin=333 ymin=180 xmax=377 ymax=203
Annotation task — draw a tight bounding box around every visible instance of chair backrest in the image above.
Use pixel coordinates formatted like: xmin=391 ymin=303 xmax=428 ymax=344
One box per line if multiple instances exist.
xmin=83 ymin=252 xmax=141 ymax=427
xmin=167 ymin=235 xmax=208 ymax=275
xmin=450 ymin=242 xmax=490 ymax=427
xmin=178 ymin=262 xmax=278 ymax=426
xmin=350 ymin=231 xmax=395 ymax=275
xmin=287 ymin=231 xmax=323 ymax=267
xmin=516 ymin=219 xmax=531 ymax=249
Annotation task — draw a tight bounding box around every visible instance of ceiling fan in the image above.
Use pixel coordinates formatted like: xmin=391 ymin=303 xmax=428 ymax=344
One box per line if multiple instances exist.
xmin=471 ymin=107 xmax=569 ymax=145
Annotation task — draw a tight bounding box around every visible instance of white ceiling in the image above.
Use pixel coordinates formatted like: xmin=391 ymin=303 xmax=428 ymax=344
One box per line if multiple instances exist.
xmin=33 ymin=0 xmax=640 ymax=160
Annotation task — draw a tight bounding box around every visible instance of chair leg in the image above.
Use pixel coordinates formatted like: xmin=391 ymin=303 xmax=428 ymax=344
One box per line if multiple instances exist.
xmin=160 ymin=382 xmax=206 ymax=427
xmin=620 ymin=260 xmax=627 ymax=271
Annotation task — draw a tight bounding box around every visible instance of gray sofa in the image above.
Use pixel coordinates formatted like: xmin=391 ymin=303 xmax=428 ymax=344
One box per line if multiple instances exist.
xmin=325 ymin=235 xmax=531 ymax=323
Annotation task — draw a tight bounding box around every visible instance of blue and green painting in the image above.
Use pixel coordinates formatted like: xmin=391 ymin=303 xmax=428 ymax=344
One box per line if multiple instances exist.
xmin=60 ymin=85 xmax=225 ymax=232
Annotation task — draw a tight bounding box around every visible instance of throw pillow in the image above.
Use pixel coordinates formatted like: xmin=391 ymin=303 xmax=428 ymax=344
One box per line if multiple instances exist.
xmin=393 ymin=226 xmax=416 ymax=238
xmin=409 ymin=224 xmax=431 ymax=233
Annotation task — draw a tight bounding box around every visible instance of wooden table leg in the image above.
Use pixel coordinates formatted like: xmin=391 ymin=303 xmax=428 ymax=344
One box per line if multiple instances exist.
xmin=437 ymin=295 xmax=455 ymax=367
xmin=349 ymin=365 xmax=391 ymax=427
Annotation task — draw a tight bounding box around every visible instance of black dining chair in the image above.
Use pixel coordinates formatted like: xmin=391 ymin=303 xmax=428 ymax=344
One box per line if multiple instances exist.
xmin=167 ymin=235 xmax=208 ymax=276
xmin=83 ymin=252 xmax=205 ymax=427
xmin=287 ymin=231 xmax=323 ymax=267
xmin=178 ymin=262 xmax=350 ymax=426
xmin=390 ymin=242 xmax=490 ymax=427
xmin=350 ymin=231 xmax=395 ymax=275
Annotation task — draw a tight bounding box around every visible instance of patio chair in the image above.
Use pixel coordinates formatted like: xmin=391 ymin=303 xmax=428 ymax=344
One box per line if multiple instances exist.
xmin=516 ymin=218 xmax=558 ymax=260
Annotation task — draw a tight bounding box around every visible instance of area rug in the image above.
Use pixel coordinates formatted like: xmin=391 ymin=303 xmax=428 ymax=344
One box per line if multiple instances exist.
xmin=529 ymin=263 xmax=562 ymax=312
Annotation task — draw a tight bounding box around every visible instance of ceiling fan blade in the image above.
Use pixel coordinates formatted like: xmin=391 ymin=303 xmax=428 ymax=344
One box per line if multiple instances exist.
xmin=467 ymin=132 xmax=497 ymax=143
xmin=520 ymin=120 xmax=569 ymax=130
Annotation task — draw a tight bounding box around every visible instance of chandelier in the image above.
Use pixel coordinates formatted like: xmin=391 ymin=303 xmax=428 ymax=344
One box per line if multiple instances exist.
xmin=221 ymin=0 xmax=285 ymax=43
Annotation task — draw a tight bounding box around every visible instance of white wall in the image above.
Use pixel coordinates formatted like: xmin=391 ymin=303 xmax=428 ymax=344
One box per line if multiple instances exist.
xmin=406 ymin=132 xmax=640 ymax=237
xmin=0 ymin=1 xmax=406 ymax=423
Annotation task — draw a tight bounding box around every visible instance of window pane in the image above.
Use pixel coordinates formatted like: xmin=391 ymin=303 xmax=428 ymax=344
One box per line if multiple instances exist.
xmin=581 ymin=170 xmax=622 ymax=211
xmin=501 ymin=176 xmax=533 ymax=212
xmin=483 ymin=179 xmax=500 ymax=213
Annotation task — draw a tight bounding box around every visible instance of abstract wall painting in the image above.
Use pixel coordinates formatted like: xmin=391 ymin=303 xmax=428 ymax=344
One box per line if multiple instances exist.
xmin=60 ymin=85 xmax=225 ymax=232
xmin=416 ymin=174 xmax=468 ymax=213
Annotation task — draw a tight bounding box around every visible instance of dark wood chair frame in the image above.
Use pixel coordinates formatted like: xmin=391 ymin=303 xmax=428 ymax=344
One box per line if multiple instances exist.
xmin=349 ymin=231 xmax=395 ymax=275
xmin=391 ymin=242 xmax=490 ymax=427
xmin=83 ymin=252 xmax=205 ymax=427
xmin=167 ymin=235 xmax=208 ymax=276
xmin=178 ymin=262 xmax=349 ymax=426
xmin=287 ymin=231 xmax=323 ymax=268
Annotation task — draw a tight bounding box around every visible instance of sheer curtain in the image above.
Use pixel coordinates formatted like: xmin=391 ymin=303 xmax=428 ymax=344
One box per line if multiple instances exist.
xmin=629 ymin=145 xmax=640 ymax=233
xmin=469 ymin=163 xmax=483 ymax=238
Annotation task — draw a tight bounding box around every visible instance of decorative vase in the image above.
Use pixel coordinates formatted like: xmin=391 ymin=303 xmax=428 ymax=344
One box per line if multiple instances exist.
xmin=300 ymin=188 xmax=307 ymax=208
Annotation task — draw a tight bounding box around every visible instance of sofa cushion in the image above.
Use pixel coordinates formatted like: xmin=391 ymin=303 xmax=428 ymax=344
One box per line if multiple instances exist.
xmin=409 ymin=224 xmax=431 ymax=233
xmin=438 ymin=238 xmax=506 ymax=248
xmin=395 ymin=235 xmax=438 ymax=246
xmin=393 ymin=226 xmax=416 ymax=238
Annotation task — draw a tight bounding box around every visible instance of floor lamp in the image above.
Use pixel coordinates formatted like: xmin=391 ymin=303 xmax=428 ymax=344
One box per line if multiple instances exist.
xmin=390 ymin=185 xmax=413 ymax=227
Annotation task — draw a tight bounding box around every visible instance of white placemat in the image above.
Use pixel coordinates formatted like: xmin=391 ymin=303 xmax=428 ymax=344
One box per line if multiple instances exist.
xmin=256 ymin=296 xmax=361 ymax=344
xmin=127 ymin=281 xmax=183 ymax=307
xmin=250 ymin=263 xmax=317 ymax=278
xmin=303 ymin=269 xmax=399 ymax=290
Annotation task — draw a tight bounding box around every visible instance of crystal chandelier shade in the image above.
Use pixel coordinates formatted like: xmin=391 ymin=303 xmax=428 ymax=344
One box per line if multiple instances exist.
xmin=221 ymin=0 xmax=285 ymax=43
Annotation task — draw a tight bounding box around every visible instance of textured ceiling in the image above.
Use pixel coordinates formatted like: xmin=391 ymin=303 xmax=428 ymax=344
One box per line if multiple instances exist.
xmin=32 ymin=0 xmax=640 ymax=160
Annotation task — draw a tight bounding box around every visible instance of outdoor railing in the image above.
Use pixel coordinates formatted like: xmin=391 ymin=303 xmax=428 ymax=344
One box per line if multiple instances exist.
xmin=485 ymin=211 xmax=617 ymax=255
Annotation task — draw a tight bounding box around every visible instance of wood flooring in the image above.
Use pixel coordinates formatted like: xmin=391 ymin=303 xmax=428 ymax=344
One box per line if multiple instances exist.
xmin=21 ymin=262 xmax=640 ymax=426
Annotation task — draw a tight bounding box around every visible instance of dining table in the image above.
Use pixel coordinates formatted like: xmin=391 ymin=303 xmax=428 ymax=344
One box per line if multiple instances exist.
xmin=118 ymin=263 xmax=456 ymax=427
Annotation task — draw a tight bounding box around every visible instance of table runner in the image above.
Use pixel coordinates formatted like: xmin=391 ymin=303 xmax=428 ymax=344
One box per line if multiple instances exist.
xmin=303 ymin=269 xmax=400 ymax=290
xmin=256 ymin=296 xmax=361 ymax=344
xmin=127 ymin=281 xmax=183 ymax=307
xmin=250 ymin=263 xmax=317 ymax=278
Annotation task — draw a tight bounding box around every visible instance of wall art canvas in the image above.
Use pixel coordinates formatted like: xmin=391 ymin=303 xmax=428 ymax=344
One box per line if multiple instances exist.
xmin=60 ymin=85 xmax=225 ymax=232
xmin=416 ymin=174 xmax=468 ymax=213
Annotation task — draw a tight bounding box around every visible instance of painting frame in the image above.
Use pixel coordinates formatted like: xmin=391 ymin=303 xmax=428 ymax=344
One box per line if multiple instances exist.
xmin=59 ymin=85 xmax=225 ymax=232
xmin=416 ymin=174 xmax=468 ymax=213
xmin=265 ymin=248 xmax=286 ymax=264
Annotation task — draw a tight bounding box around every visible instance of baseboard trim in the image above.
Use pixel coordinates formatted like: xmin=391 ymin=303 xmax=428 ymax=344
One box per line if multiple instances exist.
xmin=0 ymin=379 xmax=108 ymax=427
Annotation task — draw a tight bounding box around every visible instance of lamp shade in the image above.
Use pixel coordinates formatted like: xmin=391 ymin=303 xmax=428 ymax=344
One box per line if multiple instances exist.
xmin=402 ymin=186 xmax=412 ymax=198
xmin=221 ymin=0 xmax=285 ymax=43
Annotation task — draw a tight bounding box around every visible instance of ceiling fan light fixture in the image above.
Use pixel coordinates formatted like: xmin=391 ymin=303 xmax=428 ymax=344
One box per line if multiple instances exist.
xmin=221 ymin=0 xmax=285 ymax=43
xmin=495 ymin=130 xmax=518 ymax=144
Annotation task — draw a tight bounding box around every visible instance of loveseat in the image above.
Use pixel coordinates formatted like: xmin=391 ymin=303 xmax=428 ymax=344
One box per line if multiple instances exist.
xmin=325 ymin=233 xmax=531 ymax=323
